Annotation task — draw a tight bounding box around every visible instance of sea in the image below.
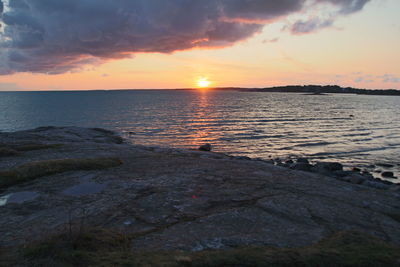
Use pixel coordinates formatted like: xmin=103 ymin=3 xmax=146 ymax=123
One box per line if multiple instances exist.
xmin=1 ymin=89 xmax=399 ymax=180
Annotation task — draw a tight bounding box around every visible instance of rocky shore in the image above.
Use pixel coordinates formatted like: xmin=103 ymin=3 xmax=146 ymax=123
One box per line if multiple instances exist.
xmin=267 ymin=157 xmax=399 ymax=190
xmin=1 ymin=127 xmax=400 ymax=265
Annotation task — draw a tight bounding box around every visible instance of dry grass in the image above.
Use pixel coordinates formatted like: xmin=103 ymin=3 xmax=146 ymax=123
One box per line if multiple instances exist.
xmin=0 ymin=157 xmax=122 ymax=189
xmin=3 ymin=229 xmax=399 ymax=267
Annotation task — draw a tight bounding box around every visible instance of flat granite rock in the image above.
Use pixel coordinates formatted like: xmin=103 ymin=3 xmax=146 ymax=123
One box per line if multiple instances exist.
xmin=0 ymin=191 xmax=39 ymax=206
xmin=0 ymin=127 xmax=399 ymax=251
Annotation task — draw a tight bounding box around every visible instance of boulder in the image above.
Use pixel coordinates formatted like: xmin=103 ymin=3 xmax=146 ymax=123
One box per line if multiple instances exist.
xmin=315 ymin=162 xmax=343 ymax=172
xmin=199 ymin=143 xmax=212 ymax=152
xmin=381 ymin=172 xmax=395 ymax=178
xmin=290 ymin=162 xmax=312 ymax=172
xmin=285 ymin=159 xmax=294 ymax=165
xmin=297 ymin=158 xmax=310 ymax=164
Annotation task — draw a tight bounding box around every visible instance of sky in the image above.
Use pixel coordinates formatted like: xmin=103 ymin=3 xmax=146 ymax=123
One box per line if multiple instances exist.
xmin=0 ymin=0 xmax=399 ymax=91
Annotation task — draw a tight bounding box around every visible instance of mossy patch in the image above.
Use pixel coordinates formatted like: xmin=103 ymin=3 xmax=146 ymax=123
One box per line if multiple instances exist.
xmin=4 ymin=230 xmax=399 ymax=267
xmin=0 ymin=147 xmax=19 ymax=157
xmin=0 ymin=143 xmax=63 ymax=158
xmin=0 ymin=157 xmax=122 ymax=189
xmin=12 ymin=143 xmax=64 ymax=152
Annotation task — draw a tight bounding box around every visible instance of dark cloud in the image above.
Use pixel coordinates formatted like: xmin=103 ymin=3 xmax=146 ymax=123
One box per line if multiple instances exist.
xmin=0 ymin=0 xmax=371 ymax=74
xmin=317 ymin=0 xmax=370 ymax=15
xmin=290 ymin=0 xmax=370 ymax=34
xmin=290 ymin=18 xmax=334 ymax=34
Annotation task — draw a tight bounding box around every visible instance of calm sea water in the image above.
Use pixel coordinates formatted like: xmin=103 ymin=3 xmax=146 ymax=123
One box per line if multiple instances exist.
xmin=1 ymin=90 xmax=399 ymax=179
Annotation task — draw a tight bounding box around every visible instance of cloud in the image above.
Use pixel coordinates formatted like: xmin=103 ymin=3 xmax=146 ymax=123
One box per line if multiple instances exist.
xmin=262 ymin=37 xmax=279 ymax=44
xmin=0 ymin=82 xmax=21 ymax=91
xmin=289 ymin=0 xmax=370 ymax=34
xmin=0 ymin=0 xmax=371 ymax=74
xmin=379 ymin=74 xmax=400 ymax=83
xmin=290 ymin=18 xmax=334 ymax=34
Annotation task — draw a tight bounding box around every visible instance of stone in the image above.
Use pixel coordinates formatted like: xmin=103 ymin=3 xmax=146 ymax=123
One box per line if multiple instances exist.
xmin=315 ymin=162 xmax=343 ymax=172
xmin=290 ymin=162 xmax=312 ymax=172
xmin=297 ymin=158 xmax=310 ymax=164
xmin=199 ymin=143 xmax=212 ymax=152
xmin=352 ymin=167 xmax=361 ymax=172
xmin=381 ymin=172 xmax=395 ymax=178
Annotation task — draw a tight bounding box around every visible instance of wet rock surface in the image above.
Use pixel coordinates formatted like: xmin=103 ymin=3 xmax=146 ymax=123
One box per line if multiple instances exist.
xmin=0 ymin=127 xmax=400 ymax=251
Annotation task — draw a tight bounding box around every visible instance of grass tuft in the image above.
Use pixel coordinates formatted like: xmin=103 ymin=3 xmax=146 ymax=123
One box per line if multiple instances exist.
xmin=0 ymin=157 xmax=122 ymax=189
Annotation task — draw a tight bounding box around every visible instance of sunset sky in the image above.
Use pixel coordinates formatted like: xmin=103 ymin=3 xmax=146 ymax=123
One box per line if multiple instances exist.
xmin=0 ymin=0 xmax=399 ymax=91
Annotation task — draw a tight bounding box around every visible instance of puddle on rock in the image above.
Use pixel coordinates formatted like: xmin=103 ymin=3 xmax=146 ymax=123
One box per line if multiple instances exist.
xmin=62 ymin=182 xmax=107 ymax=196
xmin=0 ymin=191 xmax=39 ymax=206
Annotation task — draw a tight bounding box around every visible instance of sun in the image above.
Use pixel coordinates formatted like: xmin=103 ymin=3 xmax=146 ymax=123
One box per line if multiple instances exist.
xmin=197 ymin=77 xmax=211 ymax=88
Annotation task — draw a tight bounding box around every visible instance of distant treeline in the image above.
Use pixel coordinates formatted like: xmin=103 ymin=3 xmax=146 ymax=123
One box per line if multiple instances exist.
xmin=215 ymin=85 xmax=400 ymax=96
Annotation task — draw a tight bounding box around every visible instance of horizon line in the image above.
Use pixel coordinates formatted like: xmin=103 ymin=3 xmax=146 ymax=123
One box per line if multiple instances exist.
xmin=0 ymin=84 xmax=399 ymax=93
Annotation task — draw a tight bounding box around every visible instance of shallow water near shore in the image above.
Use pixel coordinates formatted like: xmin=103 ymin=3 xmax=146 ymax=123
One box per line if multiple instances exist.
xmin=1 ymin=90 xmax=399 ymax=179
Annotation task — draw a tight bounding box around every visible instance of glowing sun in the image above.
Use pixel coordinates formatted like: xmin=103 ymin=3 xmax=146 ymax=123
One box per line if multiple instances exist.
xmin=197 ymin=77 xmax=211 ymax=88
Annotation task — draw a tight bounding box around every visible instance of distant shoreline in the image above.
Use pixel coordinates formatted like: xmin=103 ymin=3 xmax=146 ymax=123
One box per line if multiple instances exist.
xmin=210 ymin=85 xmax=400 ymax=96
xmin=1 ymin=85 xmax=400 ymax=95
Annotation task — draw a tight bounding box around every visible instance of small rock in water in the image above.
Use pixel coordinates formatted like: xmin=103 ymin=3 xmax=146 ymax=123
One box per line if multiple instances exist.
xmin=352 ymin=167 xmax=361 ymax=172
xmin=198 ymin=143 xmax=212 ymax=152
xmin=297 ymin=158 xmax=309 ymax=164
xmin=361 ymin=170 xmax=371 ymax=175
xmin=316 ymin=162 xmax=343 ymax=172
xmin=381 ymin=172 xmax=395 ymax=178
xmin=285 ymin=159 xmax=294 ymax=165
xmin=376 ymin=163 xmax=394 ymax=168
xmin=291 ymin=162 xmax=312 ymax=172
